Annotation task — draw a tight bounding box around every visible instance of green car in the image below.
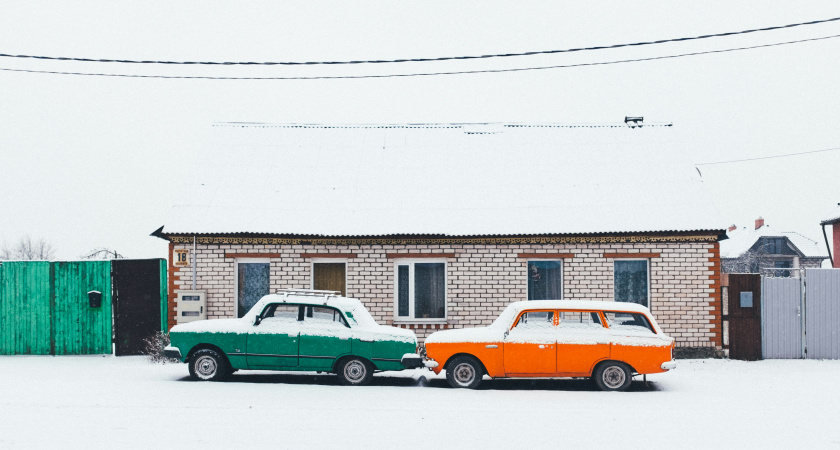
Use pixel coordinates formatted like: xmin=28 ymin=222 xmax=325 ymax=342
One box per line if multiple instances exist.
xmin=165 ymin=290 xmax=428 ymax=385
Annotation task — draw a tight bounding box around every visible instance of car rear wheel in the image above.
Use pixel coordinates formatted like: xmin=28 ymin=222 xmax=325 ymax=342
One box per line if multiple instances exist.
xmin=189 ymin=349 xmax=231 ymax=381
xmin=446 ymin=356 xmax=483 ymax=389
xmin=593 ymin=362 xmax=632 ymax=391
xmin=337 ymin=357 xmax=373 ymax=386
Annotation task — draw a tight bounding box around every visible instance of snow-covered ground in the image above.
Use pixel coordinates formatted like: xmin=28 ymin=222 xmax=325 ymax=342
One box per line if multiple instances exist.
xmin=2 ymin=356 xmax=839 ymax=449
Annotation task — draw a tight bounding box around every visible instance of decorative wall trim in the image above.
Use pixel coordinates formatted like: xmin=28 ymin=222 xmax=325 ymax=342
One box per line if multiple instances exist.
xmin=224 ymin=253 xmax=284 ymax=258
xmin=300 ymin=253 xmax=357 ymax=258
xmin=386 ymin=253 xmax=456 ymax=259
xmin=603 ymin=253 xmax=661 ymax=258
xmin=169 ymin=234 xmax=718 ymax=246
xmin=518 ymin=253 xmax=575 ymax=259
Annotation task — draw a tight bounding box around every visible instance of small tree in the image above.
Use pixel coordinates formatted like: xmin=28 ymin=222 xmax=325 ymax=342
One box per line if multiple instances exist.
xmin=0 ymin=236 xmax=56 ymax=260
xmin=82 ymin=248 xmax=124 ymax=260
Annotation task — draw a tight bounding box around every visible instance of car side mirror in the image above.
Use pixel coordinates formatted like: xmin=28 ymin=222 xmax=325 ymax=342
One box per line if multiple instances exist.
xmin=254 ymin=316 xmax=262 ymax=326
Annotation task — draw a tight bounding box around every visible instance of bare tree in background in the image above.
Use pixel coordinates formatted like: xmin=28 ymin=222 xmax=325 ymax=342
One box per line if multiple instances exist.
xmin=0 ymin=236 xmax=56 ymax=260
xmin=82 ymin=248 xmax=124 ymax=260
xmin=722 ymin=245 xmax=771 ymax=273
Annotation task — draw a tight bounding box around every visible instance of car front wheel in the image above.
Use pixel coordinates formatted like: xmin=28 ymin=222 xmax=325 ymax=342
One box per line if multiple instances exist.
xmin=188 ymin=349 xmax=231 ymax=381
xmin=446 ymin=356 xmax=483 ymax=389
xmin=593 ymin=362 xmax=632 ymax=391
xmin=337 ymin=357 xmax=373 ymax=386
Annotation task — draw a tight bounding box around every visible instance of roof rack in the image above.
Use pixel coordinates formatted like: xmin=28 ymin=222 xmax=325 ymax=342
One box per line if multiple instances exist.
xmin=276 ymin=289 xmax=342 ymax=297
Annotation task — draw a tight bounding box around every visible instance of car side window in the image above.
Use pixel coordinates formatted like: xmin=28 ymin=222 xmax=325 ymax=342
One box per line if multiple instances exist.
xmin=302 ymin=306 xmax=350 ymax=328
xmin=512 ymin=311 xmax=555 ymax=330
xmin=260 ymin=304 xmax=300 ymax=323
xmin=557 ymin=311 xmax=605 ymax=330
xmin=603 ymin=312 xmax=655 ymax=334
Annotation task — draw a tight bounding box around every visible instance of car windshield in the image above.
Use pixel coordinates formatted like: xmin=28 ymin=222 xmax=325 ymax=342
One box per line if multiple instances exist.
xmin=343 ymin=304 xmax=379 ymax=329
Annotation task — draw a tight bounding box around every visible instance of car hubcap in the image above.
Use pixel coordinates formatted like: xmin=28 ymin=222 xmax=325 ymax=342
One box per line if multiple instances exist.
xmin=195 ymin=356 xmax=217 ymax=379
xmin=603 ymin=366 xmax=626 ymax=388
xmin=454 ymin=363 xmax=476 ymax=386
xmin=344 ymin=360 xmax=366 ymax=382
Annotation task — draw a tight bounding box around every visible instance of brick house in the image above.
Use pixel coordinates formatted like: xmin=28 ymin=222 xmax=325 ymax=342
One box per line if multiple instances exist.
xmin=154 ymin=122 xmax=726 ymax=353
xmin=721 ymin=217 xmax=829 ymax=274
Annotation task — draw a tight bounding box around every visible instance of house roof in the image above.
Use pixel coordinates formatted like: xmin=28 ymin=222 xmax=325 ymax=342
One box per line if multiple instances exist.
xmin=820 ymin=205 xmax=840 ymax=225
xmin=160 ymin=122 xmax=725 ymax=238
xmin=720 ymin=224 xmax=829 ymax=259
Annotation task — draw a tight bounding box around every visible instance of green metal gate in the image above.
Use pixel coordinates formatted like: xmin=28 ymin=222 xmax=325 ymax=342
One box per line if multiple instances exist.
xmin=0 ymin=259 xmax=166 ymax=356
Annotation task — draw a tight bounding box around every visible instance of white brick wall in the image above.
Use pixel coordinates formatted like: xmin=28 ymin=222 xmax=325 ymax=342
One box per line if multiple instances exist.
xmin=168 ymin=240 xmax=721 ymax=348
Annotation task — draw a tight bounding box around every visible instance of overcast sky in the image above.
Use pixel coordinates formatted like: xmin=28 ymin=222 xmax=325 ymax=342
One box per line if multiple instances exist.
xmin=1 ymin=1 xmax=838 ymax=260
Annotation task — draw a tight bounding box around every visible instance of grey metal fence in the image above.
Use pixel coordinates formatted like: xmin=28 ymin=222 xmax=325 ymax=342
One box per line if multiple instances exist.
xmin=804 ymin=269 xmax=840 ymax=359
xmin=761 ymin=277 xmax=802 ymax=359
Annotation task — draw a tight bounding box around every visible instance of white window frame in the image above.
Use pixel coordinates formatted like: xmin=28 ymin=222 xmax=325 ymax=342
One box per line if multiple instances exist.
xmin=613 ymin=259 xmax=651 ymax=308
xmin=234 ymin=258 xmax=271 ymax=318
xmin=309 ymin=259 xmax=349 ymax=295
xmin=393 ymin=259 xmax=448 ymax=323
xmin=526 ymin=259 xmax=564 ymax=300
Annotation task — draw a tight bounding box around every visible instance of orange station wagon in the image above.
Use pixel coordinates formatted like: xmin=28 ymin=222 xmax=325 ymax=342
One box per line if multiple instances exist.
xmin=424 ymin=300 xmax=676 ymax=391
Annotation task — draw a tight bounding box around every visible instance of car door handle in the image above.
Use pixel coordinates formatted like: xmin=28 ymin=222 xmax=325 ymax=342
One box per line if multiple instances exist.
xmin=485 ymin=344 xmax=498 ymax=349
xmin=361 ymin=339 xmax=375 ymax=343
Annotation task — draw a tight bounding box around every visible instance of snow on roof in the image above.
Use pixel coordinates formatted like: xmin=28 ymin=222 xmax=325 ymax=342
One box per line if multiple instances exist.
xmin=720 ymin=224 xmax=828 ymax=258
xmin=821 ymin=205 xmax=840 ymax=225
xmin=162 ymin=122 xmax=724 ymax=237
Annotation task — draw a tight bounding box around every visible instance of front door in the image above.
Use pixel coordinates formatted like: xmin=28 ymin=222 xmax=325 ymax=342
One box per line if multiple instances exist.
xmin=298 ymin=306 xmax=352 ymax=370
xmin=246 ymin=303 xmax=301 ymax=368
xmin=503 ymin=310 xmax=556 ymax=375
xmin=555 ymin=310 xmax=610 ymax=375
xmin=313 ymin=263 xmax=346 ymax=296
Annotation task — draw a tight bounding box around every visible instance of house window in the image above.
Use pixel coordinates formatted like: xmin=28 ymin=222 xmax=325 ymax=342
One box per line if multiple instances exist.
xmin=237 ymin=261 xmax=270 ymax=318
xmin=312 ymin=262 xmax=346 ymax=296
xmin=527 ymin=260 xmax=563 ymax=300
xmin=395 ymin=261 xmax=446 ymax=320
xmin=614 ymin=260 xmax=649 ymax=307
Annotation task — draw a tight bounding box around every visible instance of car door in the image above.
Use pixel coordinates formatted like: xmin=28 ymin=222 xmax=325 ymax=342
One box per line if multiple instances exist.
xmin=246 ymin=303 xmax=301 ymax=369
xmin=503 ymin=309 xmax=557 ymax=375
xmin=555 ymin=310 xmax=610 ymax=375
xmin=297 ymin=305 xmax=353 ymax=370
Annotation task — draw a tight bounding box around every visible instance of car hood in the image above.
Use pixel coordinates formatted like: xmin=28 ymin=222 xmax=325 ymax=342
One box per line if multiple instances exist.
xmin=170 ymin=318 xmax=247 ymax=334
xmin=425 ymin=326 xmax=502 ymax=344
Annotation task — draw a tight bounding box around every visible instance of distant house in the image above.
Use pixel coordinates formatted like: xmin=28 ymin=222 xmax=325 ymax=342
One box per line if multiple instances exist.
xmin=821 ymin=205 xmax=840 ymax=268
xmin=721 ymin=217 xmax=828 ymax=274
xmin=154 ymin=122 xmax=726 ymax=353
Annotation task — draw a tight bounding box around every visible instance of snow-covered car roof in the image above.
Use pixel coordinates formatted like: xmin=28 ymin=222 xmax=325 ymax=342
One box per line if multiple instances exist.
xmin=492 ymin=300 xmax=659 ymax=331
xmin=242 ymin=293 xmax=369 ymax=322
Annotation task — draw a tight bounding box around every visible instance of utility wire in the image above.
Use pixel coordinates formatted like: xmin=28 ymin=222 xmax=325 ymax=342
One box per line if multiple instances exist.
xmin=1 ymin=16 xmax=839 ymax=66
xmin=0 ymin=34 xmax=837 ymax=80
xmin=696 ymin=146 xmax=840 ymax=166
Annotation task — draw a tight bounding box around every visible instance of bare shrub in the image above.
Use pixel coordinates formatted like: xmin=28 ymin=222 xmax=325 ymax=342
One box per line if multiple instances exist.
xmin=143 ymin=331 xmax=178 ymax=364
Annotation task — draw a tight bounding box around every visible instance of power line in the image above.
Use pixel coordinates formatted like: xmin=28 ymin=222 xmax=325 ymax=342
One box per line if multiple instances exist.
xmin=0 ymin=34 xmax=837 ymax=80
xmin=1 ymin=16 xmax=839 ymax=66
xmin=696 ymin=146 xmax=840 ymax=166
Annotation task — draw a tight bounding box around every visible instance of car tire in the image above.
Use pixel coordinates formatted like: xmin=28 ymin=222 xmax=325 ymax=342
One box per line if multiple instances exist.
xmin=593 ymin=361 xmax=632 ymax=391
xmin=446 ymin=355 xmax=483 ymax=389
xmin=337 ymin=357 xmax=373 ymax=386
xmin=188 ymin=349 xmax=231 ymax=382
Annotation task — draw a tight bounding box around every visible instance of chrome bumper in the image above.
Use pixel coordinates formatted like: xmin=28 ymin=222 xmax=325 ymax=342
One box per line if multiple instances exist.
xmin=661 ymin=361 xmax=677 ymax=370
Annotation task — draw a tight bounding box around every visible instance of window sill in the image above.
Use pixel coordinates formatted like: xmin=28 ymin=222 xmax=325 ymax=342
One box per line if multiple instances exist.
xmin=393 ymin=318 xmax=448 ymax=325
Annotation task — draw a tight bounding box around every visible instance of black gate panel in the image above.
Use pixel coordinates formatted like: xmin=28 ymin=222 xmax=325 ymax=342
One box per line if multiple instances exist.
xmin=112 ymin=259 xmax=163 ymax=356
xmin=728 ymin=274 xmax=762 ymax=361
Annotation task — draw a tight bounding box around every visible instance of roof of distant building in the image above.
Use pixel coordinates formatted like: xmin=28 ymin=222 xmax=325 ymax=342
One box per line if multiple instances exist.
xmin=159 ymin=122 xmax=724 ymax=238
xmin=720 ymin=224 xmax=828 ymax=259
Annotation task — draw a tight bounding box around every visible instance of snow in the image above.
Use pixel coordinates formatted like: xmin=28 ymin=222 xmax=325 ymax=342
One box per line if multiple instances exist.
xmin=2 ymin=356 xmax=840 ymax=449
xmin=162 ymin=123 xmax=724 ymax=237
